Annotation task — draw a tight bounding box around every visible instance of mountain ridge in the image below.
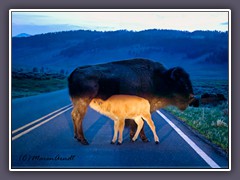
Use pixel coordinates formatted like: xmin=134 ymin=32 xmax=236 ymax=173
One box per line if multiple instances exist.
xmin=14 ymin=33 xmax=32 ymax=37
xmin=11 ymin=29 xmax=229 ymax=79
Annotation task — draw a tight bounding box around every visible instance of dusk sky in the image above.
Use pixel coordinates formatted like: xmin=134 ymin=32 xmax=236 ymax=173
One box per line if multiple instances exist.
xmin=11 ymin=10 xmax=229 ymax=36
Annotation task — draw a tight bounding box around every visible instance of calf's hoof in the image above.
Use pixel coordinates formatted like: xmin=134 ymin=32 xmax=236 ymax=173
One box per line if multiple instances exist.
xmin=155 ymin=141 xmax=159 ymax=144
xmin=77 ymin=138 xmax=89 ymax=145
xmin=131 ymin=138 xmax=137 ymax=142
xmin=130 ymin=133 xmax=135 ymax=140
xmin=117 ymin=142 xmax=122 ymax=145
xmin=110 ymin=141 xmax=115 ymax=144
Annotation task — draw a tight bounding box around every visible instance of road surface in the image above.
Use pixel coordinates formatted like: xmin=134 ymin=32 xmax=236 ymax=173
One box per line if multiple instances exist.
xmin=10 ymin=89 xmax=229 ymax=170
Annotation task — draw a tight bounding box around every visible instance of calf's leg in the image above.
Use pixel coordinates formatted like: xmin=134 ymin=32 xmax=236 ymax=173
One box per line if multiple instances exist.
xmin=117 ymin=120 xmax=125 ymax=145
xmin=111 ymin=120 xmax=119 ymax=144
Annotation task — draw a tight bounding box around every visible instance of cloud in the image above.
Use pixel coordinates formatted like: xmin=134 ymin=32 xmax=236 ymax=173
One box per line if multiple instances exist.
xmin=220 ymin=22 xmax=228 ymax=25
xmin=11 ymin=11 xmax=229 ymax=34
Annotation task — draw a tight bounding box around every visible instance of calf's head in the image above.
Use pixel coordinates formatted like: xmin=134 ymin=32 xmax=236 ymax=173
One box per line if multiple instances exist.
xmin=90 ymin=98 xmax=104 ymax=111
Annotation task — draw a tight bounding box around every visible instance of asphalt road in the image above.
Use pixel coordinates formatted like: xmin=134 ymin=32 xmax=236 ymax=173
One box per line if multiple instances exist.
xmin=10 ymin=89 xmax=229 ymax=170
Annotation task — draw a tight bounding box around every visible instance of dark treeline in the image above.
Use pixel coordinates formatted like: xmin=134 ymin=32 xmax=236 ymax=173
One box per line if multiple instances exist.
xmin=12 ymin=29 xmax=228 ymax=65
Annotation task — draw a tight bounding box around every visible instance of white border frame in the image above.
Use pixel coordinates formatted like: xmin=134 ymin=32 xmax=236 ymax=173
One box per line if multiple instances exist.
xmin=9 ymin=9 xmax=231 ymax=171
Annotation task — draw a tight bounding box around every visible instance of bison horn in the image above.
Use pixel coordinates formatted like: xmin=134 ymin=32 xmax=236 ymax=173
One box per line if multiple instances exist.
xmin=170 ymin=67 xmax=178 ymax=80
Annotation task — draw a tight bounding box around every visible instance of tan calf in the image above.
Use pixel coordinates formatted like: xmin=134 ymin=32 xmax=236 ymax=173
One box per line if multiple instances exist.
xmin=89 ymin=95 xmax=159 ymax=145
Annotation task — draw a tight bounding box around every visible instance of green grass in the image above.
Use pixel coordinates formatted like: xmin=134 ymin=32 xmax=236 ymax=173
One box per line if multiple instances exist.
xmin=166 ymin=104 xmax=229 ymax=152
xmin=192 ymin=79 xmax=229 ymax=99
xmin=12 ymin=77 xmax=67 ymax=99
xmin=165 ymin=79 xmax=229 ymax=152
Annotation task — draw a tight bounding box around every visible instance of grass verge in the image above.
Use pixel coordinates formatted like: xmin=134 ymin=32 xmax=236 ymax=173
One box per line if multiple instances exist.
xmin=165 ymin=102 xmax=229 ymax=152
xmin=12 ymin=72 xmax=67 ymax=99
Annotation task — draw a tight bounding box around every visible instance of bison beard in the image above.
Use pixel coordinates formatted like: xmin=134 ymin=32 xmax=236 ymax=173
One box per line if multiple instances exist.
xmin=68 ymin=58 xmax=195 ymax=145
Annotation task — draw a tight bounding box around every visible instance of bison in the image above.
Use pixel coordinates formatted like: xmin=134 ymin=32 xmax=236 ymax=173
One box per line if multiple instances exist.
xmin=90 ymin=95 xmax=159 ymax=145
xmin=201 ymin=93 xmax=227 ymax=106
xmin=68 ymin=58 xmax=195 ymax=145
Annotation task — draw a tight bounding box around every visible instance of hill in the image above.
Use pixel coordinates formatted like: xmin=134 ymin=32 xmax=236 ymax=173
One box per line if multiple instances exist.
xmin=11 ymin=29 xmax=229 ymax=79
xmin=14 ymin=33 xmax=32 ymax=37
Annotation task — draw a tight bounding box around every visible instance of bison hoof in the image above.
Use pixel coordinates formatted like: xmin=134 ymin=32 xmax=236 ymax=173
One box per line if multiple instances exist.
xmin=140 ymin=135 xmax=149 ymax=142
xmin=117 ymin=142 xmax=122 ymax=145
xmin=77 ymin=138 xmax=89 ymax=145
xmin=142 ymin=138 xmax=149 ymax=143
xmin=155 ymin=141 xmax=159 ymax=144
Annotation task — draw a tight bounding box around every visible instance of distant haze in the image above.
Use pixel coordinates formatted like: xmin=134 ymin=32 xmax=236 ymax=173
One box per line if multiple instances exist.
xmin=11 ymin=10 xmax=229 ymax=36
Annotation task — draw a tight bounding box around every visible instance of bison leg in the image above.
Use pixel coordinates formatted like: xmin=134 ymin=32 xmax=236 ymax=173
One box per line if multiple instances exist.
xmin=139 ymin=126 xmax=149 ymax=142
xmin=132 ymin=117 xmax=144 ymax=142
xmin=129 ymin=120 xmax=137 ymax=140
xmin=71 ymin=108 xmax=78 ymax=139
xmin=129 ymin=120 xmax=149 ymax=142
xmin=142 ymin=114 xmax=159 ymax=144
xmin=71 ymin=97 xmax=91 ymax=145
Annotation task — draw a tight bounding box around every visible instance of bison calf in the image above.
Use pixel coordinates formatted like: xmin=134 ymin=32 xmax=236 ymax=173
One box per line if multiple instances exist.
xmin=90 ymin=95 xmax=159 ymax=145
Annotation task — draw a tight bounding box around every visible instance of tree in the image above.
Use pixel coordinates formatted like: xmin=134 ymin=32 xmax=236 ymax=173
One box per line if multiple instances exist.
xmin=32 ymin=67 xmax=38 ymax=73
xmin=60 ymin=69 xmax=65 ymax=74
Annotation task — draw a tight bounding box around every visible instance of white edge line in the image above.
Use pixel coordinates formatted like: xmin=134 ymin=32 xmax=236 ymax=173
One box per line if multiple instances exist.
xmin=12 ymin=106 xmax=73 ymax=141
xmin=8 ymin=168 xmax=229 ymax=172
xmin=9 ymin=9 xmax=231 ymax=172
xmin=9 ymin=9 xmax=12 ymax=172
xmin=9 ymin=9 xmax=231 ymax=12
xmin=228 ymin=10 xmax=232 ymax=171
xmin=156 ymin=110 xmax=221 ymax=169
xmin=12 ymin=104 xmax=72 ymax=134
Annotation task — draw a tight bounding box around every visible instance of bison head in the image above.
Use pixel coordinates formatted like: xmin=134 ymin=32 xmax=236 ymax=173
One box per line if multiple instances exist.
xmin=164 ymin=67 xmax=195 ymax=110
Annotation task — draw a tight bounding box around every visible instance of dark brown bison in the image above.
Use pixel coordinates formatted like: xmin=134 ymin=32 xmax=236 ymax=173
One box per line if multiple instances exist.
xmin=201 ymin=93 xmax=227 ymax=106
xmin=68 ymin=58 xmax=195 ymax=145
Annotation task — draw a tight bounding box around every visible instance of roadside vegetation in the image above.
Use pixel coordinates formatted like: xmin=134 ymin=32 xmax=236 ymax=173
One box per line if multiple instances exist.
xmin=12 ymin=68 xmax=68 ymax=99
xmin=166 ymin=79 xmax=229 ymax=152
